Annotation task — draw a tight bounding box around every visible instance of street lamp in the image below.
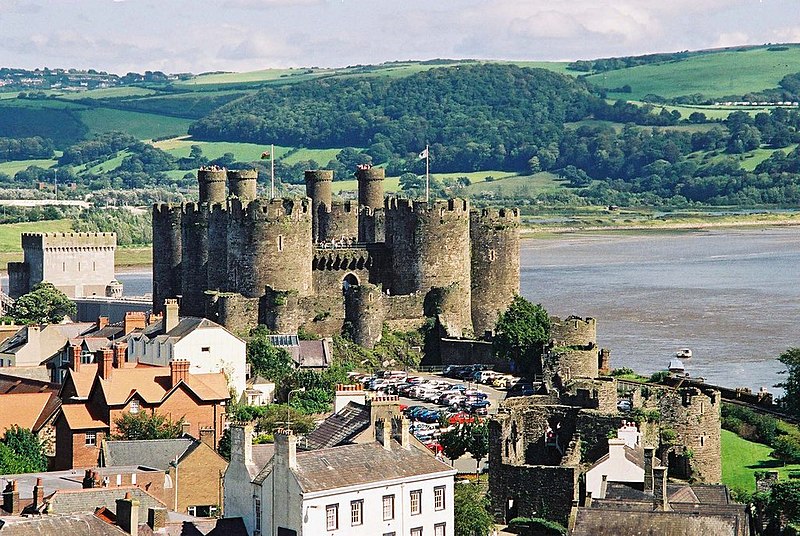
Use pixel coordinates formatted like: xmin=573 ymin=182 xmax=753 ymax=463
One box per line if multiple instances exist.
xmin=287 ymin=387 xmax=306 ymax=429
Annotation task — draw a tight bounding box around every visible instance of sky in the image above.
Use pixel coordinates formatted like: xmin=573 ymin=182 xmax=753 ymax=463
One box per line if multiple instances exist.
xmin=1 ymin=0 xmax=799 ymax=74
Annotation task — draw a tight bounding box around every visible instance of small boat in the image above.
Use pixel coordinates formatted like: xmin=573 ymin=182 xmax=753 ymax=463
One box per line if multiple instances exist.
xmin=676 ymin=348 xmax=692 ymax=359
xmin=668 ymin=358 xmax=685 ymax=373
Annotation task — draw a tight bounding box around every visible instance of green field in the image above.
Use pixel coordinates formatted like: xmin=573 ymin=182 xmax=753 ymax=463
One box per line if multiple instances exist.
xmin=78 ymin=108 xmax=193 ymax=139
xmin=333 ymin=177 xmax=402 ymax=194
xmin=722 ymin=429 xmax=800 ymax=492
xmin=52 ymin=87 xmax=159 ymax=100
xmin=0 ymin=219 xmax=73 ymax=252
xmin=740 ymin=144 xmax=799 ymax=171
xmin=0 ymin=158 xmax=57 ymax=176
xmin=466 ymin=172 xmax=563 ymax=196
xmin=587 ymin=45 xmax=800 ymax=101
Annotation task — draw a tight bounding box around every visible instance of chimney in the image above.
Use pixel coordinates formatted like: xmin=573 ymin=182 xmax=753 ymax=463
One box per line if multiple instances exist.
xmin=2 ymin=480 xmax=19 ymax=514
xmin=199 ymin=428 xmax=215 ymax=449
xmin=600 ymin=475 xmax=608 ymax=499
xmin=170 ymin=360 xmax=189 ymax=388
xmin=164 ymin=299 xmax=179 ymax=333
xmin=147 ymin=507 xmax=167 ymax=531
xmin=653 ymin=466 xmax=669 ymax=511
xmin=33 ymin=478 xmax=44 ymax=510
xmin=71 ymin=344 xmax=82 ymax=372
xmin=375 ymin=418 xmax=391 ymax=450
xmin=116 ymin=491 xmax=140 ymax=536
xmin=230 ymin=424 xmax=254 ymax=467
xmin=400 ymin=417 xmax=411 ymax=449
xmin=97 ymin=316 xmax=109 ymax=330
xmin=607 ymin=438 xmax=626 ymax=462
xmin=180 ymin=421 xmax=191 ymax=437
xmin=274 ymin=428 xmax=297 ymax=470
xmin=113 ymin=342 xmax=128 ymax=368
xmin=123 ymin=312 xmax=146 ymax=335
xmin=643 ymin=447 xmax=655 ymax=493
xmin=82 ymin=469 xmax=95 ymax=489
xmin=97 ymin=348 xmax=114 ymax=380
xmin=334 ymin=383 xmax=366 ymax=414
xmin=585 ymin=491 xmax=593 ymax=508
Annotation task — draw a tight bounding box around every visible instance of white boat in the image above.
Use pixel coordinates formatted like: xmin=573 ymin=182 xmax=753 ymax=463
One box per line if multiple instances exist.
xmin=676 ymin=348 xmax=693 ymax=359
xmin=668 ymin=358 xmax=685 ymax=373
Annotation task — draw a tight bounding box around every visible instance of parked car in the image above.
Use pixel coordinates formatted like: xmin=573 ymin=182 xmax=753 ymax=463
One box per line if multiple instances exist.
xmin=465 ymin=400 xmax=491 ymax=415
xmin=506 ymin=383 xmax=536 ymax=398
xmin=617 ymin=399 xmax=632 ymax=412
xmin=448 ymin=411 xmax=476 ymax=425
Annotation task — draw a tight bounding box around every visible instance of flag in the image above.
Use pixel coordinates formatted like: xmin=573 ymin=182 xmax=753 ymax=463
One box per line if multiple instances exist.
xmin=418 ymin=148 xmax=428 ymax=159
xmin=261 ymin=150 xmax=271 ymax=160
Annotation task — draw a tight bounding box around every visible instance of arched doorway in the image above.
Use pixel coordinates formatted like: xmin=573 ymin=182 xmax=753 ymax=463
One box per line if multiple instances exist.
xmin=342 ymin=273 xmax=359 ymax=292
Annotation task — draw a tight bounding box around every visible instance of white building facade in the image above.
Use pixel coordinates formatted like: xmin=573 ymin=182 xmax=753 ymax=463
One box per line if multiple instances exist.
xmin=225 ymin=421 xmax=456 ymax=536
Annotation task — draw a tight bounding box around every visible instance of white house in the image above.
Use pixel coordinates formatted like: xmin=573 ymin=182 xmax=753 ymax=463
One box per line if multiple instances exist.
xmin=126 ymin=300 xmax=246 ymax=396
xmin=225 ymin=421 xmax=456 ymax=536
xmin=585 ymin=422 xmax=645 ymax=499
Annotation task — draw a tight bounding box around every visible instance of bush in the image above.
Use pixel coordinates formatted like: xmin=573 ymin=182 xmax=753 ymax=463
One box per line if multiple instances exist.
xmin=649 ymin=370 xmax=670 ymax=383
xmin=508 ymin=517 xmax=567 ymax=536
xmin=611 ymin=367 xmax=635 ymax=376
xmin=721 ymin=403 xmax=778 ymax=445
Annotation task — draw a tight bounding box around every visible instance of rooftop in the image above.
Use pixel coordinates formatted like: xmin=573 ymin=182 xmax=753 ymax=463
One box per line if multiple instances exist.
xmin=100 ymin=438 xmax=196 ymax=471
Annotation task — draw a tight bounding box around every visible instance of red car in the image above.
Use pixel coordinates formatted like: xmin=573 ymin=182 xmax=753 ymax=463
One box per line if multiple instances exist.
xmin=424 ymin=440 xmax=443 ymax=454
xmin=448 ymin=411 xmax=476 ymax=425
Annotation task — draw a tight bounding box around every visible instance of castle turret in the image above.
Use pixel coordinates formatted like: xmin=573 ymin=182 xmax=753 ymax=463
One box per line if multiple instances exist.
xmin=227 ymin=169 xmax=258 ymax=202
xmin=344 ymin=282 xmax=387 ymax=348
xmin=180 ymin=203 xmax=209 ymax=316
xmin=470 ymin=208 xmax=520 ymax=337
xmin=198 ymin=167 xmax=227 ymax=204
xmin=305 ymin=169 xmax=333 ymax=242
xmin=547 ymin=316 xmax=598 ymax=380
xmin=356 ymin=165 xmax=384 ymax=210
xmin=226 ymin=198 xmax=313 ymax=299
xmin=152 ymin=204 xmax=183 ymax=314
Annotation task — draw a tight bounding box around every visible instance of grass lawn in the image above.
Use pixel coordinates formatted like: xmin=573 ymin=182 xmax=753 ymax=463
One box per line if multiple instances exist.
xmin=721 ymin=429 xmax=800 ymax=492
xmin=466 ymin=172 xmax=564 ymax=197
xmin=333 ymin=177 xmax=402 ymax=194
xmin=0 ymin=158 xmax=57 ymax=176
xmin=740 ymin=144 xmax=798 ymax=172
xmin=116 ymin=247 xmax=151 ymax=267
xmin=586 ymin=45 xmax=800 ymax=101
xmin=154 ymin=139 xmax=294 ymax=162
xmin=0 ymin=219 xmax=73 ymax=252
xmin=79 ymin=108 xmax=193 ymax=139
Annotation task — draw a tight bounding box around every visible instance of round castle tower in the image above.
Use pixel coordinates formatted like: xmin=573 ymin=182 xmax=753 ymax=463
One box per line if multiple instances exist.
xmin=226 ymin=198 xmax=313 ymax=298
xmin=227 ymin=169 xmax=258 ymax=202
xmin=180 ymin=202 xmax=209 ymax=317
xmin=344 ymin=282 xmax=387 ymax=349
xmin=356 ymin=165 xmax=384 ymax=210
xmin=548 ymin=316 xmax=598 ymax=380
xmin=305 ymin=169 xmax=333 ymax=242
xmin=152 ymin=203 xmax=183 ymax=313
xmin=198 ymin=167 xmax=227 ymax=204
xmin=470 ymin=207 xmax=520 ymax=337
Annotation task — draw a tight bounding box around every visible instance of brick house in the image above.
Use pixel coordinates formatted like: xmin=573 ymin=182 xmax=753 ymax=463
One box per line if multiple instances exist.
xmin=53 ymin=345 xmax=229 ymax=470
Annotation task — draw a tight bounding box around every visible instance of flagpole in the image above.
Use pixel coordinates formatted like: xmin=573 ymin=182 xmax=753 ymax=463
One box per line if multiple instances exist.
xmin=425 ymin=144 xmax=430 ymax=203
xmin=270 ymin=143 xmax=275 ymax=199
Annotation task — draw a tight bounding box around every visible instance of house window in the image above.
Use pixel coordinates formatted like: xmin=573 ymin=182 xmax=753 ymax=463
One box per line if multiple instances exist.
xmin=411 ymin=528 xmax=423 ymax=536
xmin=130 ymin=400 xmax=140 ymax=414
xmin=201 ymin=347 xmax=210 ymax=352
xmin=116 ymin=474 xmax=122 ymax=486
xmin=254 ymin=498 xmax=261 ymax=532
xmin=350 ymin=500 xmax=363 ymax=526
xmin=434 ymin=486 xmax=445 ymax=510
xmin=326 ymin=504 xmax=339 ymax=530
xmin=131 ymin=473 xmax=136 ymax=485
xmin=188 ymin=506 xmax=196 ymax=517
xmin=85 ymin=431 xmax=97 ymax=446
xmin=434 ymin=523 xmax=446 ymax=536
xmin=383 ymin=494 xmax=395 ymax=520
xmin=410 ymin=489 xmax=422 ymax=515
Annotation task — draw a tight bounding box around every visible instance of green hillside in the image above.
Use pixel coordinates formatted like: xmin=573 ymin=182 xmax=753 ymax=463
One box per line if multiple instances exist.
xmin=586 ymin=45 xmax=800 ymax=101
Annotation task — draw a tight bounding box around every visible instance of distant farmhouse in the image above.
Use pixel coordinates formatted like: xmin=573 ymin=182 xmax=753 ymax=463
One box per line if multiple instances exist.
xmin=7 ymin=232 xmax=121 ymax=299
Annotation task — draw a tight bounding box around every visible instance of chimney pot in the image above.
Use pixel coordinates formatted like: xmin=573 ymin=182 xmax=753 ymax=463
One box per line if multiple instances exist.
xmin=113 ymin=342 xmax=128 ymax=368
xmin=97 ymin=316 xmax=109 ymax=330
xmin=96 ymin=347 xmax=114 ymax=379
xmin=170 ymin=359 xmax=189 ymax=388
xmin=164 ymin=299 xmax=179 ymax=333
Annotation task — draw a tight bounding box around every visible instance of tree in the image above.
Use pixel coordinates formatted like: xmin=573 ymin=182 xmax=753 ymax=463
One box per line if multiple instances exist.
xmin=112 ymin=411 xmax=185 ymax=440
xmin=439 ymin=425 xmax=468 ymax=464
xmin=247 ymin=326 xmax=295 ymax=383
xmin=493 ymin=295 xmax=550 ymax=371
xmin=10 ymin=282 xmax=76 ymax=324
xmin=769 ymin=480 xmax=800 ymax=524
xmin=0 ymin=426 xmax=47 ymax=474
xmin=771 ymin=435 xmax=800 ymax=465
xmin=777 ymin=348 xmax=800 ymax=418
xmin=466 ymin=422 xmax=489 ymax=472
xmin=454 ymin=482 xmax=495 ymax=536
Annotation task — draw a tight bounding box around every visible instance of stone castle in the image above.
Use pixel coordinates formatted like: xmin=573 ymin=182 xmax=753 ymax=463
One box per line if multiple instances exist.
xmin=152 ymin=166 xmax=520 ymax=345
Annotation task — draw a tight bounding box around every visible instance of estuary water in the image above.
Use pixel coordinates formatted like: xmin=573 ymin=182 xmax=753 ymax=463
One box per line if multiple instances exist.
xmin=520 ymin=227 xmax=800 ymax=394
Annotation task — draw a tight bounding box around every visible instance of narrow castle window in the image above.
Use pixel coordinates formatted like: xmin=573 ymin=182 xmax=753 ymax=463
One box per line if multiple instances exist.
xmin=78 ymin=262 xmax=81 ymax=271
xmin=93 ymin=261 xmax=96 ymax=271
xmin=62 ymin=262 xmax=66 ymax=272
xmin=489 ymin=249 xmax=497 ymax=261
xmin=278 ymin=235 xmax=284 ymax=251
xmin=700 ymin=436 xmax=705 ymax=447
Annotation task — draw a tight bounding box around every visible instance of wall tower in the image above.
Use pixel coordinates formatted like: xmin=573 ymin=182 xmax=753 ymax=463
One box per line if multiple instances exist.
xmin=152 ymin=204 xmax=183 ymax=314
xmin=227 ymin=169 xmax=258 ymax=202
xmin=356 ymin=165 xmax=384 ymax=210
xmin=305 ymin=169 xmax=333 ymax=242
xmin=180 ymin=203 xmax=209 ymax=317
xmin=197 ymin=167 xmax=226 ymax=204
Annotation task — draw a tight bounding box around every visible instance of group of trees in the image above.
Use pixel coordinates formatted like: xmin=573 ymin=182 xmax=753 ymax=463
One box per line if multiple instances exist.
xmin=0 ymin=136 xmax=55 ymax=162
xmin=438 ymin=421 xmax=489 ymax=470
xmin=5 ymin=282 xmax=76 ymax=325
xmin=0 ymin=426 xmax=47 ymax=474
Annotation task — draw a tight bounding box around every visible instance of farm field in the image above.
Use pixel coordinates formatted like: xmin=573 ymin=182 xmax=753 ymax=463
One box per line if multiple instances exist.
xmin=586 ymin=45 xmax=800 ymax=101
xmin=0 ymin=219 xmax=73 ymax=252
xmin=466 ymin=172 xmax=563 ymax=197
xmin=721 ymin=429 xmax=800 ymax=492
xmin=78 ymin=108 xmax=193 ymax=139
xmin=0 ymin=158 xmax=57 ymax=175
xmin=332 ymin=177 xmax=402 ymax=194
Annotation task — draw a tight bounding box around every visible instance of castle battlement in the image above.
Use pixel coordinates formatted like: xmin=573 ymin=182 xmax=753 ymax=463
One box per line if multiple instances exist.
xmin=472 ymin=207 xmax=521 ymax=223
xmin=153 ymin=202 xmax=181 ymax=214
xmin=330 ymin=200 xmax=356 ymax=213
xmin=22 ymin=232 xmax=117 ymax=249
xmin=384 ymin=197 xmax=470 ymax=215
xmin=227 ymin=197 xmax=311 ymax=222
xmin=551 ymin=316 xmax=597 ymax=347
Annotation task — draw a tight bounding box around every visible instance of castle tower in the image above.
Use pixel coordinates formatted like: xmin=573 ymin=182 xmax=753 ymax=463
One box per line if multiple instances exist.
xmin=206 ymin=203 xmax=228 ymax=291
xmin=152 ymin=204 xmax=183 ymax=314
xmin=227 ymin=169 xmax=258 ymax=202
xmin=470 ymin=208 xmax=520 ymax=337
xmin=356 ymin=165 xmax=384 ymax=210
xmin=305 ymin=169 xmax=333 ymax=242
xmin=547 ymin=316 xmax=599 ymax=380
xmin=197 ymin=167 xmax=227 ymax=204
xmin=180 ymin=203 xmax=209 ymax=317
xmin=226 ymin=198 xmax=313 ymax=299
xmin=386 ymin=198 xmax=472 ymax=336
xmin=344 ymin=282 xmax=387 ymax=348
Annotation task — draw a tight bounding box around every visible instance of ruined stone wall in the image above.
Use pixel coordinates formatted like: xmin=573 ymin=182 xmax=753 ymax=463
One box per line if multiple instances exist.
xmin=469 ymin=208 xmax=520 ymax=337
xmin=358 ymin=206 xmax=385 ymax=243
xmin=181 ymin=203 xmax=209 ymax=317
xmin=205 ymin=291 xmax=259 ymax=337
xmin=321 ymin=201 xmax=358 ymax=242
xmin=152 ymin=204 xmax=182 ymax=313
xmin=226 ymin=198 xmax=312 ymax=299
xmin=559 ymin=377 xmax=618 ymax=413
xmin=382 ymin=293 xmax=426 ymax=333
xmin=206 ymin=204 xmax=228 ymax=291
xmin=547 ymin=316 xmax=599 ymax=380
xmin=311 ymin=244 xmax=387 ymax=297
xmin=297 ymin=295 xmax=345 ymax=338
xmin=439 ymin=339 xmax=497 ymax=366
xmin=551 ymin=316 xmax=597 ymax=347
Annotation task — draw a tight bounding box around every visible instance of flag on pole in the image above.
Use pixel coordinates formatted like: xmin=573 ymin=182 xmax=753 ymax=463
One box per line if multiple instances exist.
xmin=418 ymin=148 xmax=429 ymax=160
xmin=261 ymin=150 xmax=271 ymax=160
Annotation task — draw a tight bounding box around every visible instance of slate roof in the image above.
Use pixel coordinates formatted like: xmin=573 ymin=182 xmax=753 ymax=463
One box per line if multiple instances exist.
xmin=100 ymin=438 xmax=196 ymax=470
xmin=571 ymin=508 xmax=741 ymax=536
xmin=251 ymin=444 xmax=275 ymax=473
xmin=301 ymin=401 xmax=370 ymax=450
xmin=0 ymin=513 xmax=127 ymax=535
xmin=141 ymin=317 xmax=233 ymax=342
xmin=43 ymin=486 xmax=166 ymax=515
xmin=586 ymin=444 xmax=645 ymax=472
xmin=287 ymin=440 xmax=455 ymax=492
xmin=137 ymin=517 xmax=249 ymax=536
xmin=603 ymin=481 xmax=733 ymax=505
